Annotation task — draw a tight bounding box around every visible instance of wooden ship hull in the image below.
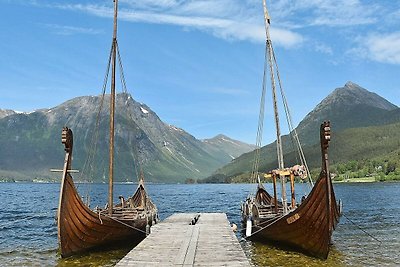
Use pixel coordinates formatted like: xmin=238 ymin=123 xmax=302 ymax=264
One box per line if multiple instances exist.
xmin=57 ymin=0 xmax=158 ymax=258
xmin=242 ymin=122 xmax=342 ymax=259
xmin=57 ymin=128 xmax=158 ymax=258
xmin=244 ymin=170 xmax=341 ymax=259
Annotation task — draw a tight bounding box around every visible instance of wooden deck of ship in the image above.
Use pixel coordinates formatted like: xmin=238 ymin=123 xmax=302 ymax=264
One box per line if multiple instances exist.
xmin=115 ymin=213 xmax=251 ymax=266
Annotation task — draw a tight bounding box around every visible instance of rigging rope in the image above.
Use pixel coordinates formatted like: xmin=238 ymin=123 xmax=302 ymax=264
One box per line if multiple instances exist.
xmin=342 ymin=213 xmax=382 ymax=244
xmin=62 ymin=42 xmax=112 ymax=201
xmin=115 ymin=41 xmax=141 ymax=182
xmin=250 ymin=0 xmax=314 ymax=200
xmin=75 ymin=38 xmax=143 ymax=195
xmin=267 ymin=39 xmax=285 ymax=174
xmin=76 ymin=37 xmax=144 ymax=195
xmin=270 ymin=45 xmax=314 ymax=189
xmin=247 ymin=213 xmax=286 ymax=238
xmin=250 ymin=42 xmax=269 ymax=184
xmin=77 ymin=42 xmax=113 ymax=200
xmin=97 ymin=210 xmax=147 ymax=234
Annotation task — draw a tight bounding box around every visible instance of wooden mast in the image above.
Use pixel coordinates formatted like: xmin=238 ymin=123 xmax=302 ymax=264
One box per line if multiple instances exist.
xmin=262 ymin=0 xmax=287 ymax=214
xmin=108 ymin=0 xmax=118 ymax=215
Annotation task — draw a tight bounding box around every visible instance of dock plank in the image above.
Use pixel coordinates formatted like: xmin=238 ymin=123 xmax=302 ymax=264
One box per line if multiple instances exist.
xmin=115 ymin=213 xmax=251 ymax=267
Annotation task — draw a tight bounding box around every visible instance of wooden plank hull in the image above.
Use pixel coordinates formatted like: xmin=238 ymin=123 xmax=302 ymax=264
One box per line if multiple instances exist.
xmin=243 ymin=171 xmax=341 ymax=259
xmin=57 ymin=172 xmax=157 ymax=257
xmin=243 ymin=122 xmax=341 ymax=259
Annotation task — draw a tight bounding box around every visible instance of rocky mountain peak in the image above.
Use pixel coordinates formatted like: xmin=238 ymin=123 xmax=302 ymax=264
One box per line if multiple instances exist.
xmin=296 ymin=82 xmax=398 ymax=145
xmin=211 ymin=134 xmax=230 ymax=140
xmin=344 ymin=81 xmax=359 ymax=89
xmin=324 ymin=81 xmax=398 ymax=111
xmin=0 ymin=109 xmax=16 ymax=119
xmin=202 ymin=134 xmax=256 ymax=159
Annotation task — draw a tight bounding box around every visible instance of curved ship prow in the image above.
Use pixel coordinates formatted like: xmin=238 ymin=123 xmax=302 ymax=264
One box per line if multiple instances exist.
xmin=242 ymin=122 xmax=341 ymax=259
xmin=57 ymin=0 xmax=159 ymax=257
xmin=57 ymin=127 xmax=158 ymax=258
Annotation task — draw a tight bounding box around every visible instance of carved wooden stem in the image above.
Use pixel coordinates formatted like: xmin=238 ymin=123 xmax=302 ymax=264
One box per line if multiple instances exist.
xmin=320 ymin=121 xmax=332 ymax=242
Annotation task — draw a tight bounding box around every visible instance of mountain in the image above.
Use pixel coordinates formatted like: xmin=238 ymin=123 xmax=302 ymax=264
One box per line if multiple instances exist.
xmin=0 ymin=93 xmax=254 ymax=183
xmin=210 ymin=82 xmax=400 ymax=180
xmin=202 ymin=134 xmax=256 ymax=160
xmin=297 ymin=81 xmax=398 ymax=145
xmin=0 ymin=109 xmax=16 ymax=119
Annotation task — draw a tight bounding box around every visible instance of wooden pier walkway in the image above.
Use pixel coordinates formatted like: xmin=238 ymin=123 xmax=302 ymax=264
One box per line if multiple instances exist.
xmin=115 ymin=213 xmax=251 ymax=266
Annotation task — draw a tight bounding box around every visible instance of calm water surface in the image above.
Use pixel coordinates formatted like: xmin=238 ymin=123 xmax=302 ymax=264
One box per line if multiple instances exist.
xmin=0 ymin=182 xmax=399 ymax=266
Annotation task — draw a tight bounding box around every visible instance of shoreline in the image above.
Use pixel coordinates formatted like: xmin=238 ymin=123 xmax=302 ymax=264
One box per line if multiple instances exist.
xmin=2 ymin=180 xmax=400 ymax=184
xmin=332 ymin=177 xmax=376 ymax=183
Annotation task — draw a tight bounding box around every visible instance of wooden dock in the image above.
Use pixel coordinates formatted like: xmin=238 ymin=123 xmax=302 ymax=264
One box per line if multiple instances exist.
xmin=115 ymin=213 xmax=251 ymax=266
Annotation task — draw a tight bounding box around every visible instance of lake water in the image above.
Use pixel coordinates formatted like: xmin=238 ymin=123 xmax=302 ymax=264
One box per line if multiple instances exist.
xmin=0 ymin=182 xmax=399 ymax=266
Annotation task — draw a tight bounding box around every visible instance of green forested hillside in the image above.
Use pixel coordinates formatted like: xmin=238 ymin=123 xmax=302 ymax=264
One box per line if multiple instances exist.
xmin=329 ymin=123 xmax=400 ymax=181
xmin=204 ymin=82 xmax=400 ymax=183
xmin=202 ymin=122 xmax=400 ymax=183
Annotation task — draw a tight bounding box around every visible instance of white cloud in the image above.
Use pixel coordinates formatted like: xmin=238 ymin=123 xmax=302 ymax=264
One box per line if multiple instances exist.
xmin=353 ymin=32 xmax=400 ymax=65
xmin=36 ymin=0 xmax=391 ymax=54
xmin=314 ymin=42 xmax=333 ymax=55
xmin=269 ymin=0 xmax=380 ymax=28
xmin=121 ymin=0 xmax=179 ymax=9
xmin=270 ymin=28 xmax=304 ymax=48
xmin=42 ymin=23 xmax=103 ymax=35
xmin=52 ymin=1 xmax=304 ymax=48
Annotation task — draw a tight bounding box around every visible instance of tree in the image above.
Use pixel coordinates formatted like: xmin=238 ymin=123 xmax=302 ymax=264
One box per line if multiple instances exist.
xmin=386 ymin=161 xmax=397 ymax=175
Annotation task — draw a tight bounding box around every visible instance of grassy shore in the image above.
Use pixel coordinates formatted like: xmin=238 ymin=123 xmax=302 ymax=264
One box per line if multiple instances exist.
xmin=333 ymin=177 xmax=376 ymax=183
xmin=333 ymin=174 xmax=400 ymax=183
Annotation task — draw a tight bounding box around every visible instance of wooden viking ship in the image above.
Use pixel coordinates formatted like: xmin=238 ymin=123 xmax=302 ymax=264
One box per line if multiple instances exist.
xmin=57 ymin=0 xmax=158 ymax=258
xmin=242 ymin=122 xmax=342 ymax=259
xmin=241 ymin=0 xmax=341 ymax=259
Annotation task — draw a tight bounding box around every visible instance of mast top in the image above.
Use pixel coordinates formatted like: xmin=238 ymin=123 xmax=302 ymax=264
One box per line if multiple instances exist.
xmin=113 ymin=0 xmax=118 ymax=40
xmin=262 ymin=0 xmax=271 ymax=26
xmin=262 ymin=0 xmax=273 ymax=43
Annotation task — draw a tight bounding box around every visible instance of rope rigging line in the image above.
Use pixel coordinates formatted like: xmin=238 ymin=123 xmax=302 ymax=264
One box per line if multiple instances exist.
xmin=271 ymin=47 xmax=301 ymax=163
xmin=116 ymin=41 xmax=128 ymax=94
xmin=97 ymin=210 xmax=147 ymax=234
xmin=247 ymin=213 xmax=286 ymax=238
xmin=260 ymin=8 xmax=313 ymax=191
xmin=251 ymin=0 xmax=314 ymax=199
xmin=63 ymin=42 xmax=112 ymax=200
xmin=75 ymin=37 xmax=144 ymax=191
xmin=269 ymin=47 xmax=296 ymax=161
xmin=250 ymin=42 xmax=269 ymax=185
xmin=77 ymin=42 xmax=113 ymax=198
xmin=342 ymin=213 xmax=382 ymax=244
xmin=76 ymin=38 xmax=142 ymax=192
xmin=266 ymin=37 xmax=285 ymax=174
xmin=272 ymin=63 xmax=301 ymax=168
xmin=80 ymin=43 xmax=113 ymax=176
xmin=271 ymin=46 xmax=314 ymax=189
xmin=115 ymin=41 xmax=141 ymax=182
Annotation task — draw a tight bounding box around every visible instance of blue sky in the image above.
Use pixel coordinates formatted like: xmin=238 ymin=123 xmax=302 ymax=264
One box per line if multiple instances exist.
xmin=0 ymin=0 xmax=399 ymax=144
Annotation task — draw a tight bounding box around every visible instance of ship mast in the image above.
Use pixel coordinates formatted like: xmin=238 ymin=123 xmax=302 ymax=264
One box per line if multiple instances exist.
xmin=262 ymin=0 xmax=288 ymax=214
xmin=108 ymin=0 xmax=118 ymax=215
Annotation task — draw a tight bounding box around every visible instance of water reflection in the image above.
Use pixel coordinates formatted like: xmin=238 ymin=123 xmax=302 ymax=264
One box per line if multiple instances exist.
xmin=243 ymin=239 xmax=347 ymax=267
